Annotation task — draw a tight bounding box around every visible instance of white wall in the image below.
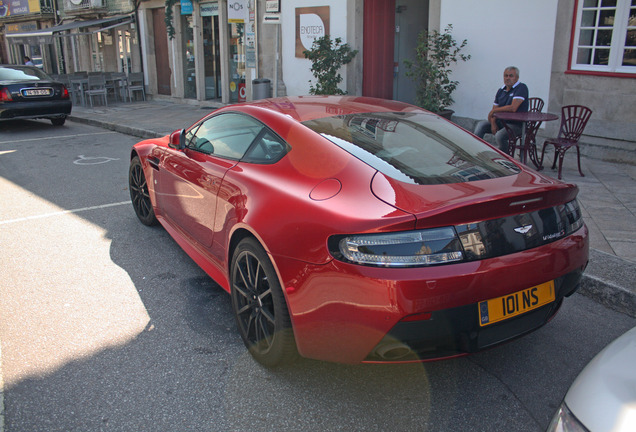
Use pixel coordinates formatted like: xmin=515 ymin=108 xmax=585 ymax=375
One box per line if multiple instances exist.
xmin=281 ymin=0 xmax=350 ymax=96
xmin=441 ymin=0 xmax=558 ymax=120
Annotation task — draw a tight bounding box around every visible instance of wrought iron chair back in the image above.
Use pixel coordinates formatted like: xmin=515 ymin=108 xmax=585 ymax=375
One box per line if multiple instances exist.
xmin=559 ymin=105 xmax=592 ymax=142
xmin=539 ymin=105 xmax=592 ymax=180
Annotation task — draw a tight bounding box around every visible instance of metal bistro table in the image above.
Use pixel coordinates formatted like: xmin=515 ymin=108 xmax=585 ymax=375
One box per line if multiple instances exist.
xmin=494 ymin=111 xmax=559 ymax=168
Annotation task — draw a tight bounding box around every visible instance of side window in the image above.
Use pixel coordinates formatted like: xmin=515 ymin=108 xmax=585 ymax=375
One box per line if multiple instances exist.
xmin=187 ymin=113 xmax=263 ymax=159
xmin=243 ymin=130 xmax=289 ymax=163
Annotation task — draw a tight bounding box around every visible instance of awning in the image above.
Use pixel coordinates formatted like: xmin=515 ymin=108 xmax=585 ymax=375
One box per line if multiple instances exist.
xmin=6 ymin=15 xmax=133 ymax=44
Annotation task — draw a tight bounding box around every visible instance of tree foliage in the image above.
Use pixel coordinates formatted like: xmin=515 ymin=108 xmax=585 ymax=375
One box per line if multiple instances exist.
xmin=303 ymin=35 xmax=357 ymax=95
xmin=404 ymin=25 xmax=471 ymax=112
xmin=164 ymin=0 xmax=179 ymax=39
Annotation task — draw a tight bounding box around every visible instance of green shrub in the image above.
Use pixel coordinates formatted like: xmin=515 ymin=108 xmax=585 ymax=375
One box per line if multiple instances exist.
xmin=404 ymin=25 xmax=470 ymax=112
xmin=303 ymin=35 xmax=357 ymax=95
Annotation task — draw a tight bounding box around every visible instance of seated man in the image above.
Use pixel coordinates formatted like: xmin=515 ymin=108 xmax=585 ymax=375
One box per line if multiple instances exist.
xmin=474 ymin=66 xmax=529 ymax=153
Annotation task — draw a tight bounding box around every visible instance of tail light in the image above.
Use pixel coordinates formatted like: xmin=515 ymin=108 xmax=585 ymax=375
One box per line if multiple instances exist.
xmin=331 ymin=227 xmax=464 ymax=267
xmin=0 ymin=88 xmax=12 ymax=102
xmin=61 ymin=86 xmax=70 ymax=100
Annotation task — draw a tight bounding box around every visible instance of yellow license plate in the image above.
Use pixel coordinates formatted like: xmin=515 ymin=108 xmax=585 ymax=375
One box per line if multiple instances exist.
xmin=479 ymin=281 xmax=555 ymax=327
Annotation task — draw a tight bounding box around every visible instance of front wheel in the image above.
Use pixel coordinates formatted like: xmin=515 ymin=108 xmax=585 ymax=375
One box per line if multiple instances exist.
xmin=231 ymin=238 xmax=297 ymax=367
xmin=129 ymin=156 xmax=158 ymax=226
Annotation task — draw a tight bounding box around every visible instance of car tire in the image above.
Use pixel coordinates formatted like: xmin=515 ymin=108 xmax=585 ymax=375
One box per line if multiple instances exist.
xmin=129 ymin=156 xmax=158 ymax=226
xmin=231 ymin=238 xmax=298 ymax=367
xmin=51 ymin=117 xmax=66 ymax=126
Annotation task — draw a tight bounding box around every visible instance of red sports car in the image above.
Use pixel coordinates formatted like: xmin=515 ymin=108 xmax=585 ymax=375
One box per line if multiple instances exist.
xmin=129 ymin=96 xmax=588 ymax=366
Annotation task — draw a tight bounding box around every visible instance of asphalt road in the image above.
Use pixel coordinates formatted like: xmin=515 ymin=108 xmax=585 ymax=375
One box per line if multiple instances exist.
xmin=1 ymin=119 xmax=634 ymax=432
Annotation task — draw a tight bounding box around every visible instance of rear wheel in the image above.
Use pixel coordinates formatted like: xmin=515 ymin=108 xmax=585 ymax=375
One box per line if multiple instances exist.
xmin=51 ymin=117 xmax=66 ymax=126
xmin=231 ymin=238 xmax=297 ymax=367
xmin=129 ymin=156 xmax=158 ymax=226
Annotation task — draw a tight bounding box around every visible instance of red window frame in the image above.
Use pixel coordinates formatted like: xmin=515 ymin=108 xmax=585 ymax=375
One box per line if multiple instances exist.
xmin=567 ymin=0 xmax=636 ymax=78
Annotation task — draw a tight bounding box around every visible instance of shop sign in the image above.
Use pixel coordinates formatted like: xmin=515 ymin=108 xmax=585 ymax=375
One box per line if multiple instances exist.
xmin=200 ymin=2 xmax=218 ymax=17
xmin=5 ymin=21 xmax=37 ymax=33
xmin=180 ymin=0 xmax=193 ymax=15
xmin=265 ymin=0 xmax=279 ymax=13
xmin=245 ymin=8 xmax=256 ymax=68
xmin=263 ymin=13 xmax=280 ymax=24
xmin=228 ymin=0 xmax=247 ymax=23
xmin=1 ymin=0 xmax=40 ymax=16
xmin=295 ymin=6 xmax=329 ymax=58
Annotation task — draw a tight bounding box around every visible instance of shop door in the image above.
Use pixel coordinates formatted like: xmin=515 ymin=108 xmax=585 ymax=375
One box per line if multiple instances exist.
xmin=152 ymin=8 xmax=171 ymax=95
xmin=393 ymin=0 xmax=428 ymax=104
xmin=362 ymin=0 xmax=395 ymax=99
xmin=203 ymin=15 xmax=221 ymax=99
xmin=362 ymin=0 xmax=428 ymax=103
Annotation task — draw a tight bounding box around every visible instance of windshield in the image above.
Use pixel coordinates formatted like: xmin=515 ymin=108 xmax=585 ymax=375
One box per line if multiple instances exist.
xmin=302 ymin=112 xmax=520 ymax=185
xmin=0 ymin=66 xmax=51 ymax=81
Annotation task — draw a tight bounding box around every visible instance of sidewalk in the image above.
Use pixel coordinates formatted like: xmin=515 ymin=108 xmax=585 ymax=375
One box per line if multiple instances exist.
xmin=69 ymin=100 xmax=636 ymax=318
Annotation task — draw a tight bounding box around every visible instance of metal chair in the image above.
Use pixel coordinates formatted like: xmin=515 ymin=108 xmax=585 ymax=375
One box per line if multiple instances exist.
xmin=503 ymin=97 xmax=545 ymax=162
xmin=539 ymin=105 xmax=592 ymax=180
xmin=127 ymin=72 xmax=146 ymax=101
xmin=84 ymin=74 xmax=108 ymax=107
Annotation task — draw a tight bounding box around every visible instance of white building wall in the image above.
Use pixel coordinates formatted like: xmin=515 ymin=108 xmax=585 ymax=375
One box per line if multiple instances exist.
xmin=281 ymin=0 xmax=351 ymax=96
xmin=441 ymin=0 xmax=558 ymax=120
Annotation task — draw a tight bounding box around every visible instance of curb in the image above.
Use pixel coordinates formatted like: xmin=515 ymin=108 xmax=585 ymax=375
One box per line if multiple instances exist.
xmin=579 ymin=249 xmax=636 ymax=318
xmin=68 ymin=115 xmax=162 ymax=140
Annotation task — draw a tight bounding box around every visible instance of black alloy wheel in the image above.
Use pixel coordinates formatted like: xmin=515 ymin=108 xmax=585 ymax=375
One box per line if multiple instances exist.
xmin=231 ymin=238 xmax=297 ymax=367
xmin=129 ymin=156 xmax=158 ymax=226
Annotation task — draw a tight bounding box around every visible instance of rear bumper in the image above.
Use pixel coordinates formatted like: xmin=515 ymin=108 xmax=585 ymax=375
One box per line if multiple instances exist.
xmin=275 ymin=226 xmax=589 ymax=364
xmin=0 ymin=100 xmax=72 ymax=120
xmin=363 ymin=269 xmax=581 ymax=362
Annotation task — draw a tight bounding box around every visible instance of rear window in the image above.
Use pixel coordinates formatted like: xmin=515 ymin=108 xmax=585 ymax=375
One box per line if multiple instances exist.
xmin=302 ymin=112 xmax=520 ymax=185
xmin=0 ymin=66 xmax=50 ymax=81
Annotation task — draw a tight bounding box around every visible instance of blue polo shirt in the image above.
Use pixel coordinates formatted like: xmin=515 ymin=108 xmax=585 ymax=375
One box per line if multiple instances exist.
xmin=494 ymin=82 xmax=529 ymax=112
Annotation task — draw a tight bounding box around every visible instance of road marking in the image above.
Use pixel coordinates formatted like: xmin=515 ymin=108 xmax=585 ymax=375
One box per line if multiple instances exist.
xmin=1 ymin=342 xmax=4 ymax=432
xmin=74 ymin=155 xmax=120 ymax=165
xmin=0 ymin=201 xmax=131 ymax=225
xmin=0 ymin=131 xmax=117 ymax=145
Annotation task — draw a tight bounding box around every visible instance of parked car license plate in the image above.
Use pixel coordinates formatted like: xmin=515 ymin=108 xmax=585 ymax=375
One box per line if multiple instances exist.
xmin=479 ymin=280 xmax=555 ymax=326
xmin=23 ymin=89 xmax=51 ymax=96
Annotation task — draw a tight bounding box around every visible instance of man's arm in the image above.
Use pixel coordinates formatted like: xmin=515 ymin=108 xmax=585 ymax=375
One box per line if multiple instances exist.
xmin=487 ymin=99 xmax=524 ymax=134
xmin=490 ymin=98 xmax=524 ymax=115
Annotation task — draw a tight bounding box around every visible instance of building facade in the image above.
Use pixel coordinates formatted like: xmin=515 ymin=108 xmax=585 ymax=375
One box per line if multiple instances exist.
xmin=1 ymin=0 xmax=140 ymax=74
xmin=132 ymin=0 xmax=636 ymax=163
xmin=2 ymin=0 xmax=633 ymax=163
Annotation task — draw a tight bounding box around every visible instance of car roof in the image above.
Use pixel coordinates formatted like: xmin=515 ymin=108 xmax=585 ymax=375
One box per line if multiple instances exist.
xmin=244 ymin=95 xmax=424 ymax=123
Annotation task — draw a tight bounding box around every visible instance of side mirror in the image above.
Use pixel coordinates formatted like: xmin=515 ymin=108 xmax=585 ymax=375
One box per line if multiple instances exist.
xmin=169 ymin=129 xmax=186 ymax=150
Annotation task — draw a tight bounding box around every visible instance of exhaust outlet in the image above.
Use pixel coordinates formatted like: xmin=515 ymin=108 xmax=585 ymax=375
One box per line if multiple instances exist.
xmin=374 ymin=342 xmax=413 ymax=361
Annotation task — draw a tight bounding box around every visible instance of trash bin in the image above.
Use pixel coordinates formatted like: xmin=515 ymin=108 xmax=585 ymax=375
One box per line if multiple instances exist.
xmin=252 ymin=78 xmax=271 ymax=100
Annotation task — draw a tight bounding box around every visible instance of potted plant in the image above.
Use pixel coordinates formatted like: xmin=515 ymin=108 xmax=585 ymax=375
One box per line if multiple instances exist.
xmin=303 ymin=35 xmax=358 ymax=95
xmin=404 ymin=25 xmax=470 ymax=119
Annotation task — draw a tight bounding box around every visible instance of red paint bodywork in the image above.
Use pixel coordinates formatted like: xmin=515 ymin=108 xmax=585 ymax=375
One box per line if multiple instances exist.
xmin=131 ymin=96 xmax=589 ymax=364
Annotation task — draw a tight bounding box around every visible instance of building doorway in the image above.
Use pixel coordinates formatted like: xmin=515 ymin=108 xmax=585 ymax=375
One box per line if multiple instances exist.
xmin=362 ymin=0 xmax=428 ymax=104
xmin=152 ymin=7 xmax=171 ymax=95
xmin=393 ymin=0 xmax=428 ymax=104
xmin=202 ymin=13 xmax=221 ymax=99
